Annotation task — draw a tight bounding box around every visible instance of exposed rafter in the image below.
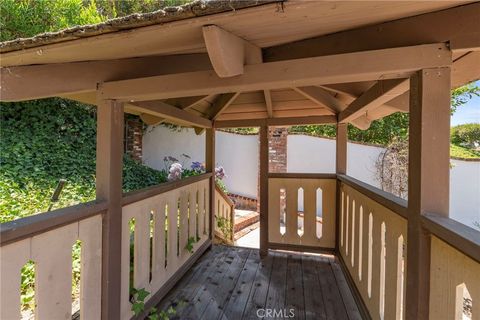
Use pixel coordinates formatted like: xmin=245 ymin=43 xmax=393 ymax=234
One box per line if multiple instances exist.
xmin=339 ymin=79 xmax=410 ymax=124
xmin=0 ymin=54 xmax=212 ymax=102
xmin=202 ymin=25 xmax=262 ymax=78
xmin=101 ymin=43 xmax=450 ymax=102
xmin=263 ymin=90 xmax=273 ymax=118
xmin=164 ymin=95 xmax=213 ymax=110
xmin=130 ymin=101 xmax=212 ymax=128
xmin=208 ymin=93 xmax=240 ymax=120
xmin=294 ymin=86 xmax=345 ymax=114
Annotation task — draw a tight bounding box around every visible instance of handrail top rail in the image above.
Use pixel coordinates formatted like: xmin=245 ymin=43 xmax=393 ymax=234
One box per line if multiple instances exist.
xmin=337 ymin=174 xmax=408 ymax=219
xmin=0 ymin=200 xmax=107 ymax=247
xmin=268 ymin=172 xmax=337 ymax=179
xmin=215 ymin=184 xmax=235 ymax=206
xmin=422 ymin=212 xmax=480 ymax=263
xmin=122 ymin=172 xmax=212 ymax=206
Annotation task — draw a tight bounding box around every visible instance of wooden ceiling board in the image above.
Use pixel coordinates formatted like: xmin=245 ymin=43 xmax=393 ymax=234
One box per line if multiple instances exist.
xmin=0 ymin=1 xmax=468 ymax=67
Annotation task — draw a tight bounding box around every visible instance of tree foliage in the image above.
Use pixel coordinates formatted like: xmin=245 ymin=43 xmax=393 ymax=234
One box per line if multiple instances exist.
xmin=451 ymin=123 xmax=480 ymax=149
xmin=0 ymin=0 xmax=104 ymax=41
xmin=0 ymin=0 xmax=192 ymax=42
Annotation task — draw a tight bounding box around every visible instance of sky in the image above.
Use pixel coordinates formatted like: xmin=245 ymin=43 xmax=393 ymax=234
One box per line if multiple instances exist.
xmin=451 ymin=80 xmax=480 ymax=126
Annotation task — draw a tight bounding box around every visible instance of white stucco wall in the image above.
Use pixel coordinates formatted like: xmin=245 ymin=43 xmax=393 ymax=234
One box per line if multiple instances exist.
xmin=287 ymin=135 xmax=336 ymax=173
xmin=450 ymin=159 xmax=480 ymax=228
xmin=142 ymin=126 xmax=259 ymax=198
xmin=142 ymin=126 xmax=205 ymax=170
xmin=143 ymin=128 xmax=480 ymax=228
xmin=216 ymin=132 xmax=259 ymax=198
xmin=346 ymin=142 xmax=384 ymax=189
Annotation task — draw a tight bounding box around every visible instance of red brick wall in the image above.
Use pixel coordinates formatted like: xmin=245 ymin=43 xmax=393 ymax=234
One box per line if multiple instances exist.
xmin=125 ymin=118 xmax=143 ymax=162
xmin=268 ymin=126 xmax=288 ymax=173
xmin=257 ymin=126 xmax=288 ymax=212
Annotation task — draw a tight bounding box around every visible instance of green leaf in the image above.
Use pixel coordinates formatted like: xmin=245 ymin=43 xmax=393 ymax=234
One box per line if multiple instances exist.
xmin=132 ymin=301 xmax=145 ymax=316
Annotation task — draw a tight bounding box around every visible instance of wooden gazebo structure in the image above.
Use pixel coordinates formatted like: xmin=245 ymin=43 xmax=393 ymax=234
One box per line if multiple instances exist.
xmin=1 ymin=1 xmax=479 ymax=319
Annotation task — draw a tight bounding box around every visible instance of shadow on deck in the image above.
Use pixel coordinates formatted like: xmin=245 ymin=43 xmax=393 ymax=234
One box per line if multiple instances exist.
xmin=156 ymin=245 xmax=362 ymax=320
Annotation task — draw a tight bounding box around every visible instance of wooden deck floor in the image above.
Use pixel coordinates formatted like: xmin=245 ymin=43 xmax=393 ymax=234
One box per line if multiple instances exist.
xmin=156 ymin=245 xmax=362 ymax=320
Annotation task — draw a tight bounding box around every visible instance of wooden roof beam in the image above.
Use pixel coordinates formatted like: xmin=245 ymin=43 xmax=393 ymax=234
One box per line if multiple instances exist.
xmin=130 ymin=101 xmax=212 ymax=128
xmin=202 ymin=25 xmax=262 ymax=78
xmin=339 ymin=79 xmax=410 ymax=124
xmin=263 ymin=90 xmax=273 ymax=118
xmin=209 ymin=92 xmax=240 ymax=120
xmin=214 ymin=115 xmax=337 ymax=128
xmin=294 ymin=86 xmax=346 ymax=114
xmin=101 ymin=43 xmax=450 ymax=102
xmin=0 ymin=53 xmax=212 ymax=102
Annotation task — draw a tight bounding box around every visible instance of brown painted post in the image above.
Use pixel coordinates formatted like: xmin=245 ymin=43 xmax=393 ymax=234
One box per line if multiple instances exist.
xmin=259 ymin=125 xmax=269 ymax=256
xmin=406 ymin=67 xmax=451 ymax=320
xmin=96 ymin=97 xmax=124 ymax=320
xmin=206 ymin=128 xmax=216 ymax=241
xmin=335 ymin=123 xmax=347 ymax=251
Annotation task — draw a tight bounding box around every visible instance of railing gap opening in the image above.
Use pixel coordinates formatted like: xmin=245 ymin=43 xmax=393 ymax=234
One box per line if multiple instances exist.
xmin=164 ymin=204 xmax=169 ymax=268
xmin=280 ymin=188 xmax=286 ymax=235
xmin=456 ymin=283 xmax=472 ymax=320
xmin=149 ymin=211 xmax=154 ymax=283
xmin=379 ymin=222 xmax=386 ymax=320
xmin=358 ymin=206 xmax=364 ymax=281
xmin=316 ymin=188 xmax=323 ymax=239
xmin=297 ymin=187 xmax=304 ymax=237
xmin=20 ymin=260 xmax=36 ymax=318
xmin=72 ymin=240 xmax=82 ymax=317
xmin=129 ymin=218 xmax=135 ymax=300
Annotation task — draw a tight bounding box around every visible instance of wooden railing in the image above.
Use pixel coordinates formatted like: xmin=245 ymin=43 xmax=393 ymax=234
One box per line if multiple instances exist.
xmin=423 ymin=214 xmax=480 ymax=320
xmin=268 ymin=173 xmax=337 ymax=251
xmin=0 ymin=174 xmax=212 ymax=320
xmin=120 ymin=174 xmax=211 ymax=319
xmin=339 ymin=177 xmax=407 ymax=320
xmin=214 ymin=184 xmax=235 ymax=244
xmin=0 ymin=201 xmax=106 ymax=319
xmin=338 ymin=174 xmax=480 ymax=320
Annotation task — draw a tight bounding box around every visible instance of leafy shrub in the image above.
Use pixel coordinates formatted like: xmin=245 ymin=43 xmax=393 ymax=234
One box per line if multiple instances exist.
xmin=451 ymin=123 xmax=480 ymax=149
xmin=0 ymin=98 xmax=168 ymax=222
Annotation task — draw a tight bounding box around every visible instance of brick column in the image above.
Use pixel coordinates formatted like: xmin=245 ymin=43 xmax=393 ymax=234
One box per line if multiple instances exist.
xmin=257 ymin=126 xmax=288 ymax=213
xmin=268 ymin=126 xmax=288 ymax=173
xmin=124 ymin=117 xmax=143 ymax=162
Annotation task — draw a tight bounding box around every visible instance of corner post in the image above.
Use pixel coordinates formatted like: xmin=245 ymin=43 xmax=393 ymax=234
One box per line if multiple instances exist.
xmin=335 ymin=123 xmax=347 ymax=251
xmin=406 ymin=67 xmax=451 ymax=319
xmin=259 ymin=124 xmax=269 ymax=256
xmin=206 ymin=128 xmax=216 ymax=241
xmin=96 ymin=95 xmax=124 ymax=320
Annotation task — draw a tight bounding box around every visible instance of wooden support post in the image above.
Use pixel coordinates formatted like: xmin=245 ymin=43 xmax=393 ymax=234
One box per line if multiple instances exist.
xmin=259 ymin=125 xmax=269 ymax=256
xmin=206 ymin=128 xmax=216 ymax=242
xmin=336 ymin=123 xmax=347 ymax=175
xmin=335 ymin=123 xmax=347 ymax=251
xmin=406 ymin=67 xmax=451 ymax=320
xmin=96 ymin=97 xmax=124 ymax=320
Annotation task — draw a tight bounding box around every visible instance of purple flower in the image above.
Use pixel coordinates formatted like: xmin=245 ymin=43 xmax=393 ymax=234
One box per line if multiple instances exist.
xmin=191 ymin=161 xmax=205 ymax=172
xmin=215 ymin=166 xmax=226 ymax=180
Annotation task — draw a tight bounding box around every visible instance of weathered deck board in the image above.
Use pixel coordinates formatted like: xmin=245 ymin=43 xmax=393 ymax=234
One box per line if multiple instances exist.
xmin=156 ymin=245 xmax=362 ymax=320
